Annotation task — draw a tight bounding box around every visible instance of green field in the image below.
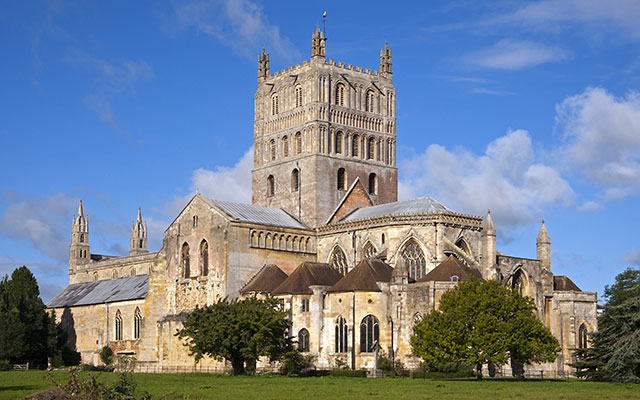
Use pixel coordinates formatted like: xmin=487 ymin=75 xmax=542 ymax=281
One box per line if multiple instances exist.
xmin=1 ymin=371 xmax=639 ymax=400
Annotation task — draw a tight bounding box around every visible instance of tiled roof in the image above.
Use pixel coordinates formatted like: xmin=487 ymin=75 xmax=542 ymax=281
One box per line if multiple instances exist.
xmin=328 ymin=259 xmax=394 ymax=292
xmin=240 ymin=264 xmax=288 ymax=294
xmin=553 ymin=275 xmax=581 ymax=292
xmin=47 ymin=275 xmax=148 ymax=308
xmin=272 ymin=262 xmax=343 ymax=295
xmin=418 ymin=256 xmax=482 ymax=283
xmin=209 ymin=198 xmax=308 ymax=229
xmin=341 ymin=196 xmax=450 ymax=222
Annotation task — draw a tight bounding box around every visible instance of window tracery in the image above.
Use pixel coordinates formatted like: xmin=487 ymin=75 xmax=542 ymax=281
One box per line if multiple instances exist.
xmin=401 ymin=239 xmax=426 ymax=280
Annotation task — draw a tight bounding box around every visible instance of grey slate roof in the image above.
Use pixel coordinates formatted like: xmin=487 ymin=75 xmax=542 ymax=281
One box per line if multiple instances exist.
xmin=47 ymin=275 xmax=148 ymax=308
xmin=341 ymin=196 xmax=450 ymax=222
xmin=210 ymin=199 xmax=308 ymax=229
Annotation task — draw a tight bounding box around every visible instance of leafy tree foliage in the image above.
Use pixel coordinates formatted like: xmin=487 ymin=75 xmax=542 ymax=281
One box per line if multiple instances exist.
xmin=0 ymin=266 xmax=60 ymax=366
xmin=572 ymin=268 xmax=640 ymax=382
xmin=176 ymin=296 xmax=292 ymax=374
xmin=411 ymin=279 xmax=559 ymax=378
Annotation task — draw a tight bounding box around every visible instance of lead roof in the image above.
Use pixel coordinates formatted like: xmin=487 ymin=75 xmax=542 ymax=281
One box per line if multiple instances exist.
xmin=341 ymin=196 xmax=450 ymax=222
xmin=47 ymin=275 xmax=149 ymax=308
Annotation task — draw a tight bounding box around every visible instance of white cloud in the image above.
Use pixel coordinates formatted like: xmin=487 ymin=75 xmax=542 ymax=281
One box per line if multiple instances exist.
xmin=556 ymin=87 xmax=640 ymax=197
xmin=400 ymin=130 xmax=574 ymax=232
xmin=469 ymin=39 xmax=568 ymax=70
xmin=626 ymin=247 xmax=640 ymax=266
xmin=175 ymin=0 xmax=300 ymax=62
xmin=578 ymin=201 xmax=600 ymax=212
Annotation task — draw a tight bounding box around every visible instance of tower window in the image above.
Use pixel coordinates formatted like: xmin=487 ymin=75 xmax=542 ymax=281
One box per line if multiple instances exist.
xmin=80 ymin=233 xmax=84 ymax=243
xmin=337 ymin=168 xmax=346 ymax=190
xmin=366 ymin=90 xmax=375 ymax=112
xmin=139 ymin=239 xmax=143 ymax=248
xmin=267 ymin=175 xmax=275 ymax=197
xmin=200 ymin=240 xmax=209 ymax=276
xmin=282 ymin=136 xmax=289 ymax=157
xmin=182 ymin=242 xmax=190 ymax=278
xmin=193 ymin=215 xmax=198 ymax=228
xmin=295 ymin=86 xmax=303 ymax=107
xmin=368 ymin=173 xmax=377 ymax=195
xmin=291 ymin=169 xmax=299 ymax=192
xmin=352 ymin=135 xmax=360 ymax=157
xmin=335 ymin=131 xmax=343 ymax=154
xmin=269 ymin=139 xmax=276 ymax=161
xmin=295 ymin=132 xmax=302 ymax=154
xmin=367 ymin=137 xmax=375 ymax=160
xmin=271 ymin=94 xmax=279 ymax=115
xmin=335 ymin=83 xmax=345 ymax=106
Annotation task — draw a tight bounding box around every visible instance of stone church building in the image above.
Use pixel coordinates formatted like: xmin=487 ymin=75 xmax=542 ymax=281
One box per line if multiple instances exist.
xmin=48 ymin=28 xmax=597 ymax=376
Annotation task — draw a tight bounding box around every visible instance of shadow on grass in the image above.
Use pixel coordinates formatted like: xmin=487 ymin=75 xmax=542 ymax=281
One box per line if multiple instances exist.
xmin=0 ymin=385 xmax=40 ymax=391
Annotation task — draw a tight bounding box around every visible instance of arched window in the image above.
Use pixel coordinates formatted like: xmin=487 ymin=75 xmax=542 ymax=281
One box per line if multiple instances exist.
xmin=112 ymin=270 xmax=118 ymax=279
xmin=269 ymin=139 xmax=276 ymax=161
xmin=512 ymin=269 xmax=525 ymax=295
xmin=367 ymin=137 xmax=375 ymax=160
xmin=335 ymin=131 xmax=343 ymax=154
xmin=360 ymin=315 xmax=379 ymax=353
xmin=271 ymin=94 xmax=279 ymax=115
xmin=578 ymin=324 xmax=588 ymax=349
xmin=93 ymin=272 xmax=98 ymax=281
xmin=337 ymin=168 xmax=346 ymax=190
xmin=298 ymin=328 xmax=310 ymax=352
xmin=282 ymin=136 xmax=289 ymax=157
xmin=295 ymin=132 xmax=302 ymax=154
xmin=330 ymin=246 xmax=348 ymax=276
xmin=352 ymin=135 xmax=360 ymax=157
xmin=455 ymin=238 xmax=472 ymax=256
xmin=130 ymin=268 xmax=135 ymax=277
xmin=295 ymin=85 xmax=303 ymax=107
xmin=291 ymin=169 xmax=299 ymax=192
xmin=368 ymin=173 xmax=377 ymax=195
xmin=335 ymin=83 xmax=345 ymax=106
xmin=115 ymin=310 xmax=123 ymax=341
xmin=335 ymin=316 xmax=348 ymax=353
xmin=134 ymin=307 xmax=142 ymax=339
xmin=401 ymin=239 xmax=426 ymax=280
xmin=366 ymin=90 xmax=375 ymax=112
xmin=266 ymin=175 xmax=275 ymax=197
xmin=200 ymin=240 xmax=209 ymax=276
xmin=80 ymin=233 xmax=84 ymax=243
xmin=451 ymin=275 xmax=459 ymax=282
xmin=363 ymin=242 xmax=377 ymax=258
xmin=182 ymin=242 xmax=190 ymax=278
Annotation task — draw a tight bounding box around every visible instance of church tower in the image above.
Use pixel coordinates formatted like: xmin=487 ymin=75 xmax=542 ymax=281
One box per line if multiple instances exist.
xmin=69 ymin=200 xmax=90 ymax=271
xmin=129 ymin=207 xmax=148 ymax=256
xmin=251 ymin=27 xmax=398 ymax=227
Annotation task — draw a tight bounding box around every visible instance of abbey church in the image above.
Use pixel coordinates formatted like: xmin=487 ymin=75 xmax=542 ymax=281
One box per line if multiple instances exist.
xmin=48 ymin=28 xmax=597 ymax=376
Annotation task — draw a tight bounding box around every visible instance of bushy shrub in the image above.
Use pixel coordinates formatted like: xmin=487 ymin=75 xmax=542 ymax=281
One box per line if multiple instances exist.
xmin=47 ymin=368 xmax=150 ymax=400
xmin=329 ymin=369 xmax=367 ymax=378
xmin=279 ymin=350 xmax=311 ymax=376
xmin=80 ymin=363 xmax=114 ymax=372
xmin=305 ymin=369 xmax=330 ymax=377
xmin=99 ymin=346 xmax=113 ymax=366
xmin=378 ymin=355 xmax=406 ymax=377
xmin=0 ymin=359 xmax=11 ymax=371
xmin=62 ymin=347 xmax=81 ymax=366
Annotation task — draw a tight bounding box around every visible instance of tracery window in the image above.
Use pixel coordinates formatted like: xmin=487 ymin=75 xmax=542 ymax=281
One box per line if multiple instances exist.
xmin=366 ymin=90 xmax=375 ymax=112
xmin=363 ymin=242 xmax=377 ymax=259
xmin=368 ymin=173 xmax=377 ymax=195
xmin=298 ymin=328 xmax=310 ymax=352
xmin=352 ymin=134 xmax=360 ymax=157
xmin=335 ymin=83 xmax=345 ymax=106
xmin=115 ymin=310 xmax=123 ymax=341
xmin=578 ymin=324 xmax=588 ymax=349
xmin=271 ymin=94 xmax=279 ymax=115
xmin=360 ymin=315 xmax=380 ymax=353
xmin=330 ymin=246 xmax=348 ymax=276
xmin=295 ymin=132 xmax=302 ymax=154
xmin=269 ymin=139 xmax=276 ymax=161
xmin=182 ymin=242 xmax=190 ymax=278
xmin=267 ymin=175 xmax=275 ymax=197
xmin=200 ymin=239 xmax=209 ymax=276
xmin=282 ymin=136 xmax=289 ymax=157
xmin=335 ymin=131 xmax=343 ymax=154
xmin=512 ymin=269 xmax=525 ymax=295
xmin=291 ymin=169 xmax=299 ymax=192
xmin=337 ymin=168 xmax=346 ymax=190
xmin=335 ymin=316 xmax=348 ymax=353
xmin=401 ymin=239 xmax=426 ymax=280
xmin=367 ymin=137 xmax=375 ymax=159
xmin=295 ymin=85 xmax=303 ymax=108
xmin=134 ymin=307 xmax=142 ymax=339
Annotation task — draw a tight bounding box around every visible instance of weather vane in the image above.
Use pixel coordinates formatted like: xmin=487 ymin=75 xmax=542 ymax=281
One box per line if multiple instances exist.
xmin=322 ymin=11 xmax=327 ymax=36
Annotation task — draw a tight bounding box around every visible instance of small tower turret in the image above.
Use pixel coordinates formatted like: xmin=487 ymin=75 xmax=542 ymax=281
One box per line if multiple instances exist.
xmin=537 ymin=219 xmax=551 ymax=270
xmin=129 ymin=207 xmax=148 ymax=256
xmin=258 ymin=47 xmax=270 ymax=81
xmin=392 ymin=257 xmax=409 ymax=285
xmin=380 ymin=42 xmax=392 ymax=76
xmin=69 ymin=200 xmax=90 ymax=271
xmin=481 ymin=209 xmax=497 ymax=278
xmin=311 ymin=26 xmax=326 ymax=59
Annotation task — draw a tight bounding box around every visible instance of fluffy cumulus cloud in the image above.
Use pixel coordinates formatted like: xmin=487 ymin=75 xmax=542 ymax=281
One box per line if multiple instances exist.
xmin=626 ymin=247 xmax=640 ymax=266
xmin=469 ymin=39 xmax=569 ymax=70
xmin=175 ymin=0 xmax=300 ymax=62
xmin=556 ymin=87 xmax=640 ymax=199
xmin=399 ymin=130 xmax=574 ymax=232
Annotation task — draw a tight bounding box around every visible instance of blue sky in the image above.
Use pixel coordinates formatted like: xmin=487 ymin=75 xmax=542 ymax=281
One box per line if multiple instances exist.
xmin=1 ymin=1 xmax=640 ymax=302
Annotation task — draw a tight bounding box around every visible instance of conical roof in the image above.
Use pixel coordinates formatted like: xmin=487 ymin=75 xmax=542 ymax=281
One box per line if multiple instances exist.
xmin=537 ymin=219 xmax=550 ymax=244
xmin=240 ymin=264 xmax=288 ymax=294
xmin=328 ymin=259 xmax=393 ymax=293
xmin=483 ymin=209 xmax=495 ymax=235
xmin=418 ymin=255 xmax=482 ymax=283
xmin=272 ymin=262 xmax=342 ymax=295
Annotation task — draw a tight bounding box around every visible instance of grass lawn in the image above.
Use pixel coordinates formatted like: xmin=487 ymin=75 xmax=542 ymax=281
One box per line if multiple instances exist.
xmin=1 ymin=371 xmax=639 ymax=400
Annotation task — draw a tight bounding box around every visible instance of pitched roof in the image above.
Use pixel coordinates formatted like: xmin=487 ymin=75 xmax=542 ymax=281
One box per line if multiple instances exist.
xmin=341 ymin=196 xmax=450 ymax=222
xmin=240 ymin=264 xmax=288 ymax=294
xmin=47 ymin=275 xmax=148 ymax=308
xmin=325 ymin=177 xmax=374 ymax=225
xmin=418 ymin=256 xmax=482 ymax=283
xmin=272 ymin=262 xmax=343 ymax=295
xmin=553 ymin=275 xmax=581 ymax=292
xmin=328 ymin=259 xmax=394 ymax=292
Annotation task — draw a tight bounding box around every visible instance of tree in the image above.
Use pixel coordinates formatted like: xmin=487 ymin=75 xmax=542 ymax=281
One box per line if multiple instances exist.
xmin=572 ymin=268 xmax=640 ymax=382
xmin=411 ymin=279 xmax=559 ymax=379
xmin=0 ymin=266 xmax=58 ymax=366
xmin=176 ymin=296 xmax=292 ymax=375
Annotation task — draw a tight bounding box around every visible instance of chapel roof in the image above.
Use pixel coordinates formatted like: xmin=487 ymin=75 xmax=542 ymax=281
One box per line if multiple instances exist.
xmin=340 ymin=196 xmax=450 ymax=222
xmin=239 ymin=264 xmax=288 ymax=294
xmin=418 ymin=255 xmax=482 ymax=283
xmin=199 ymin=195 xmax=308 ymax=229
xmin=47 ymin=275 xmax=148 ymax=308
xmin=553 ymin=275 xmax=582 ymax=292
xmin=328 ymin=258 xmax=394 ymax=292
xmin=272 ymin=262 xmax=343 ymax=295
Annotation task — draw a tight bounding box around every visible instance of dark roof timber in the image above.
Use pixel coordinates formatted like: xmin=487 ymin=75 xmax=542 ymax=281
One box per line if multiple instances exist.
xmin=328 ymin=259 xmax=394 ymax=293
xmin=240 ymin=264 xmax=288 ymax=294
xmin=418 ymin=255 xmax=482 ymax=283
xmin=272 ymin=262 xmax=342 ymax=295
xmin=553 ymin=275 xmax=582 ymax=292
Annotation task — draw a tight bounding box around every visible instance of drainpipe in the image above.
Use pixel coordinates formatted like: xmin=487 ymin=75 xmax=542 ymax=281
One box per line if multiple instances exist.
xmin=351 ymin=291 xmax=356 ymax=370
xmin=105 ymin=301 xmax=109 ymax=347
